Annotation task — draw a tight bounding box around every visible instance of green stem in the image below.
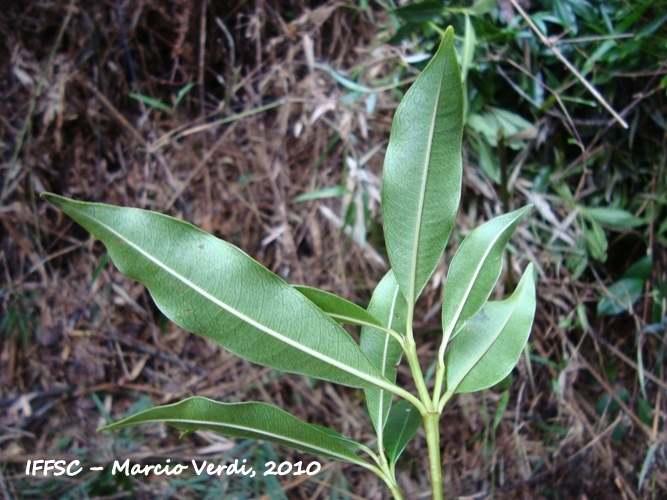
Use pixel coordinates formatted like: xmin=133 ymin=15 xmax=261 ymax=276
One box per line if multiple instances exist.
xmin=433 ymin=321 xmax=456 ymax=402
xmin=378 ymin=454 xmax=404 ymax=500
xmin=432 ymin=360 xmax=445 ymax=406
xmin=363 ymin=461 xmax=402 ymax=499
xmin=386 ymin=480 xmax=404 ymax=500
xmin=386 ymin=383 xmax=427 ymax=415
xmin=437 ymin=389 xmax=454 ymax=414
xmin=423 ymin=411 xmax=443 ymax=499
xmin=404 ymin=331 xmax=433 ymax=409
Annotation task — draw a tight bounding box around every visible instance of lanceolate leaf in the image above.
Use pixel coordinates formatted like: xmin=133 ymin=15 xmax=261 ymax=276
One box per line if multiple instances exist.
xmin=42 ymin=194 xmax=394 ymax=393
xmin=441 ymin=206 xmax=532 ymax=344
xmin=445 ymin=264 xmax=536 ymax=394
xmin=383 ymin=400 xmax=422 ymax=465
xmin=294 ymin=286 xmax=382 ymax=329
xmin=100 ymin=397 xmax=371 ymax=469
xmin=382 ymin=27 xmax=463 ymax=305
xmin=360 ymin=271 xmax=407 ymax=443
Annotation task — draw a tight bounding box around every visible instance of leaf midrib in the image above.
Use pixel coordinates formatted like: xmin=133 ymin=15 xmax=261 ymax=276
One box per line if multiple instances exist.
xmin=376 ymin=284 xmax=401 ymax=443
xmin=443 ymin=216 xmax=519 ymax=338
xmin=72 ymin=206 xmax=394 ymax=393
xmin=448 ymin=303 xmax=515 ymax=391
xmin=388 ymin=407 xmax=414 ymax=458
xmin=408 ymin=47 xmax=449 ymax=304
xmin=134 ymin=417 xmax=369 ymax=467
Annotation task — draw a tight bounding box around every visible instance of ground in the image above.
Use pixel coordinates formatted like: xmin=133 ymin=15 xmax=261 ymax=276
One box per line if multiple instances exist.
xmin=1 ymin=1 xmax=665 ymax=498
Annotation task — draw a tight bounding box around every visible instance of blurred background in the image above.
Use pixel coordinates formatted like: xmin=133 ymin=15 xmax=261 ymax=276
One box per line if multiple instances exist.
xmin=1 ymin=0 xmax=665 ymax=497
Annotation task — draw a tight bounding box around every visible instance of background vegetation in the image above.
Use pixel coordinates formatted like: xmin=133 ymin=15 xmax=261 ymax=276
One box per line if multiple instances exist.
xmin=1 ymin=0 xmax=665 ymax=497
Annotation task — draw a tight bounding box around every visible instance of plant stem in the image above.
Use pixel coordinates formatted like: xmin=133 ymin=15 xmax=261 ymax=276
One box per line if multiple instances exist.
xmin=423 ymin=411 xmax=443 ymax=499
xmin=377 ymin=454 xmax=404 ymax=500
xmin=404 ymin=334 xmax=433 ymax=408
xmin=387 ymin=480 xmax=404 ymax=500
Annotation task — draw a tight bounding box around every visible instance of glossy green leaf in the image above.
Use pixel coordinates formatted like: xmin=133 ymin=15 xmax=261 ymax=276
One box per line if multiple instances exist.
xmin=445 ymin=264 xmax=536 ymax=394
xmin=293 ymin=285 xmax=382 ymax=329
xmin=100 ymin=397 xmax=371 ymax=468
xmin=360 ymin=271 xmax=407 ymax=443
xmin=42 ymin=194 xmax=395 ymax=393
xmin=382 ymin=27 xmax=463 ymax=305
xmin=441 ymin=206 xmax=532 ymax=343
xmin=383 ymin=400 xmax=422 ymax=465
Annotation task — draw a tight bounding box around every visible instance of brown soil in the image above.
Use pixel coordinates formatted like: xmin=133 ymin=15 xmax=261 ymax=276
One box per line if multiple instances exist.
xmin=1 ymin=1 xmax=665 ymax=499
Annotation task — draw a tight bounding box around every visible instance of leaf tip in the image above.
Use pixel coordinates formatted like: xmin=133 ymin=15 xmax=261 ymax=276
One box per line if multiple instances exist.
xmin=40 ymin=192 xmax=69 ymax=211
xmin=40 ymin=191 xmax=57 ymax=203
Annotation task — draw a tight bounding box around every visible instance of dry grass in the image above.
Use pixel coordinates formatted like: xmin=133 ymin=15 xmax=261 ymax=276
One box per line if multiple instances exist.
xmin=1 ymin=1 xmax=665 ymax=499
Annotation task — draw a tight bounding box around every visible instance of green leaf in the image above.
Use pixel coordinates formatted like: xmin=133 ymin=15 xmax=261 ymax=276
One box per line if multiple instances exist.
xmin=129 ymin=93 xmax=173 ymax=113
xmin=42 ymin=193 xmax=395 ymax=393
xmin=316 ymin=64 xmax=372 ymax=94
xmin=460 ymin=14 xmax=476 ymax=82
xmin=294 ymin=186 xmax=350 ymax=203
xmin=441 ymin=206 xmax=532 ymax=343
xmin=582 ymin=216 xmax=608 ymax=262
xmin=382 ymin=27 xmax=464 ymax=305
xmin=467 ymin=107 xmax=535 ymax=148
xmin=390 ymin=1 xmax=443 ymax=24
xmin=597 ymin=255 xmax=651 ymax=316
xmin=553 ymin=0 xmax=578 ymax=35
xmin=469 ymin=0 xmax=495 ymax=16
xmin=360 ymin=271 xmax=407 ymax=442
xmin=492 ymin=391 xmax=510 ymax=431
xmin=174 ymin=82 xmax=196 ymax=107
xmin=445 ymin=264 xmax=536 ymax=394
xmin=469 ymin=131 xmax=499 ymax=183
xmin=383 ymin=400 xmax=422 ymax=465
xmin=100 ymin=397 xmax=371 ymax=468
xmin=580 ymin=206 xmax=644 ymax=230
xmin=293 ymin=285 xmax=382 ymax=328
xmin=310 ymin=425 xmax=370 ymax=455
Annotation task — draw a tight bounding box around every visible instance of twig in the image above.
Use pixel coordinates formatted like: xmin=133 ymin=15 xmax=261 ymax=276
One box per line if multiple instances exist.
xmin=587 ymin=326 xmax=667 ymax=393
xmin=508 ymin=0 xmax=629 ymax=129
xmin=163 ymin=123 xmax=238 ymax=211
xmin=148 ymin=99 xmax=286 ymax=152
xmin=498 ymin=55 xmax=584 ymax=150
xmin=0 ymin=386 xmax=75 ymax=409
xmin=566 ymin=335 xmax=654 ymax=439
xmin=84 ymin=81 xmax=146 ymax=145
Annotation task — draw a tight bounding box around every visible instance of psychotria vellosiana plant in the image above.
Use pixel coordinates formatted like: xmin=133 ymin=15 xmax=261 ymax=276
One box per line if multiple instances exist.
xmin=42 ymin=27 xmax=536 ymax=499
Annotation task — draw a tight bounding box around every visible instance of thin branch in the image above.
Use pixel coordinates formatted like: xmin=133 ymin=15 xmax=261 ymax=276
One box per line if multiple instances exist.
xmin=508 ymin=0 xmax=629 ymax=129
